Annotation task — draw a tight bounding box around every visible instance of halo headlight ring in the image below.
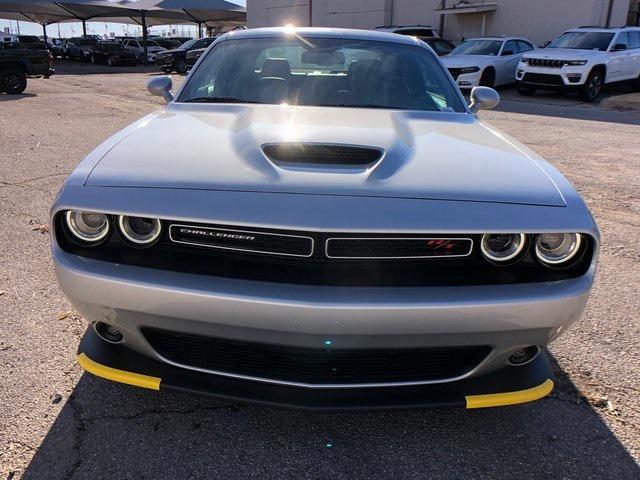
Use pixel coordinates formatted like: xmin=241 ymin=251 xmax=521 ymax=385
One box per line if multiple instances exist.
xmin=480 ymin=233 xmax=527 ymax=263
xmin=65 ymin=210 xmax=110 ymax=244
xmin=535 ymin=233 xmax=583 ymax=267
xmin=118 ymin=215 xmax=162 ymax=246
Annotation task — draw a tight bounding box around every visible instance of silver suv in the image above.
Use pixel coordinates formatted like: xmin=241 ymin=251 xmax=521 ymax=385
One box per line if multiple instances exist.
xmin=516 ymin=26 xmax=640 ymax=101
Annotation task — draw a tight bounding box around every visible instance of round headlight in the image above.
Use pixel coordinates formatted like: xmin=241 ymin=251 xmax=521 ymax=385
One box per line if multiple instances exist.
xmin=118 ymin=216 xmax=162 ymax=245
xmin=481 ymin=233 xmax=526 ymax=262
xmin=535 ymin=233 xmax=582 ymax=265
xmin=65 ymin=211 xmax=110 ymax=243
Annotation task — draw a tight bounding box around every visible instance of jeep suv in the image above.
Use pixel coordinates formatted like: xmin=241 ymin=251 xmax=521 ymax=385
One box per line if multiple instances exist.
xmin=516 ymin=26 xmax=640 ymax=101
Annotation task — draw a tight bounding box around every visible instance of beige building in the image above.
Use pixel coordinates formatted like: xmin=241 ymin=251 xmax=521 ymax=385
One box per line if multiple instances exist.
xmin=247 ymin=0 xmax=639 ymax=46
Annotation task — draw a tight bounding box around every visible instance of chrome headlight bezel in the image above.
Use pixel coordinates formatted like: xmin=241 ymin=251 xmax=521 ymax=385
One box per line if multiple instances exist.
xmin=65 ymin=210 xmax=110 ymax=244
xmin=118 ymin=215 xmax=163 ymax=246
xmin=480 ymin=233 xmax=527 ymax=263
xmin=535 ymin=233 xmax=583 ymax=266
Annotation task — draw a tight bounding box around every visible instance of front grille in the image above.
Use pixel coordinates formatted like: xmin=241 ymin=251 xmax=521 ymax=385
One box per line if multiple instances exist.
xmin=55 ymin=215 xmax=594 ymax=287
xmin=326 ymin=237 xmax=472 ymax=259
xmin=447 ymin=67 xmax=462 ymax=80
xmin=262 ymin=143 xmax=383 ymax=166
xmin=142 ymin=327 xmax=491 ymax=385
xmin=522 ymin=73 xmax=564 ymax=85
xmin=169 ymin=224 xmax=314 ymax=257
xmin=527 ymin=58 xmax=566 ymax=68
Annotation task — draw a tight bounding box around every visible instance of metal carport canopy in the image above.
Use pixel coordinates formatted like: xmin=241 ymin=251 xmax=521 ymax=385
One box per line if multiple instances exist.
xmin=0 ymin=0 xmax=138 ymax=25
xmin=124 ymin=0 xmax=246 ymax=28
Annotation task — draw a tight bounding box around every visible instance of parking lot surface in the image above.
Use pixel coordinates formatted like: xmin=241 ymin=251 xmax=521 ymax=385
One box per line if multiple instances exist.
xmin=1 ymin=61 xmax=639 ymax=479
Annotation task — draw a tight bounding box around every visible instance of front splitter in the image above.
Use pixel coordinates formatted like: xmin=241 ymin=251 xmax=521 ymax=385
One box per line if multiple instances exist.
xmin=78 ymin=328 xmax=554 ymax=411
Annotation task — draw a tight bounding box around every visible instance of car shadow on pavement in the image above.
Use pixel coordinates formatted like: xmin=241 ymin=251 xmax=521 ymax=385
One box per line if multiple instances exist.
xmin=0 ymin=93 xmax=37 ymax=101
xmin=20 ymin=356 xmax=640 ymax=479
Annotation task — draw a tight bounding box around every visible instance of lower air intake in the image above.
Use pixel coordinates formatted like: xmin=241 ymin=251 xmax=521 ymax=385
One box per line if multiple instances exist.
xmin=142 ymin=327 xmax=491 ymax=385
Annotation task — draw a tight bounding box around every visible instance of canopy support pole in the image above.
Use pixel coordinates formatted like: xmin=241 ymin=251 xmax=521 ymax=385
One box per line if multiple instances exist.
xmin=197 ymin=22 xmax=202 ymax=38
xmin=141 ymin=10 xmax=148 ymax=65
xmin=42 ymin=24 xmax=48 ymax=44
xmin=82 ymin=18 xmax=86 ymax=37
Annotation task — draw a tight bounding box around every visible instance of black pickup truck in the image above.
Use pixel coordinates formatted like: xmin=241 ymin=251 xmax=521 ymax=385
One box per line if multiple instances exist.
xmin=0 ymin=42 xmax=55 ymax=94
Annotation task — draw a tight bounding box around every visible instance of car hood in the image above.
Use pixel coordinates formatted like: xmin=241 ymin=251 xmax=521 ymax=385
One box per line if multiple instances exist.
xmin=158 ymin=48 xmax=185 ymax=56
xmin=442 ymin=55 xmax=495 ymax=67
xmin=85 ymin=104 xmax=565 ymax=207
xmin=524 ymin=48 xmax=597 ymax=59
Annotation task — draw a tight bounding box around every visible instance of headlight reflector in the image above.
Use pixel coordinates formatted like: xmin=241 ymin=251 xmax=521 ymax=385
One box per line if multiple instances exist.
xmin=118 ymin=216 xmax=162 ymax=245
xmin=65 ymin=211 xmax=110 ymax=243
xmin=459 ymin=66 xmax=481 ymax=74
xmin=481 ymin=233 xmax=526 ymax=262
xmin=535 ymin=233 xmax=582 ymax=265
xmin=566 ymin=60 xmax=588 ymax=66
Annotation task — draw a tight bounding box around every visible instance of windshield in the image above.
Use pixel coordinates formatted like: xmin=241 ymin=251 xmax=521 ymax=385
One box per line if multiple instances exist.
xmin=140 ymin=41 xmax=160 ymax=47
xmin=179 ymin=36 xmax=464 ymax=112
xmin=424 ymin=38 xmax=454 ymax=55
xmin=178 ymin=38 xmax=198 ymax=50
xmin=548 ymin=32 xmax=614 ymax=51
xmin=450 ymin=39 xmax=502 ymax=56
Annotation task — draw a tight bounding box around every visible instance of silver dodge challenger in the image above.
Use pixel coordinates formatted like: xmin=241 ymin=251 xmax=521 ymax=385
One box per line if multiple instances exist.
xmin=52 ymin=27 xmax=599 ymax=410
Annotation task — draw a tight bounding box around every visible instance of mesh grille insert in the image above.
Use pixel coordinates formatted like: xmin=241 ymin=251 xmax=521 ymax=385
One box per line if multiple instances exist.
xmin=142 ymin=327 xmax=491 ymax=385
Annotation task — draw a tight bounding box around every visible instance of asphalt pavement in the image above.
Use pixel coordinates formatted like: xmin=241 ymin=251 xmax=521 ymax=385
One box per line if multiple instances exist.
xmin=1 ymin=60 xmax=639 ymax=479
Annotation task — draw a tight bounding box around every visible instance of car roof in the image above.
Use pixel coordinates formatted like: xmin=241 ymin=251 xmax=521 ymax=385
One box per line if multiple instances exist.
xmin=223 ymin=27 xmax=422 ymax=46
xmin=375 ymin=25 xmax=438 ymax=31
xmin=569 ymin=26 xmax=640 ymax=32
xmin=464 ymin=36 xmax=529 ymax=41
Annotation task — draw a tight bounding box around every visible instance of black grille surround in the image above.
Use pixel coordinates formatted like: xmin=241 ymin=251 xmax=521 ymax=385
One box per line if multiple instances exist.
xmin=522 ymin=73 xmax=565 ymax=86
xmin=525 ymin=58 xmax=566 ymax=68
xmin=142 ymin=327 xmax=492 ymax=385
xmin=55 ymin=215 xmax=594 ymax=287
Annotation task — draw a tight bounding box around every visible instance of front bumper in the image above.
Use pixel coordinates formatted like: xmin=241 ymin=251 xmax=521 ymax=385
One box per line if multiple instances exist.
xmin=54 ymin=239 xmax=592 ymax=392
xmin=451 ymin=70 xmax=483 ymax=89
xmin=78 ymin=327 xmax=555 ymax=410
xmin=516 ymin=65 xmax=588 ymax=89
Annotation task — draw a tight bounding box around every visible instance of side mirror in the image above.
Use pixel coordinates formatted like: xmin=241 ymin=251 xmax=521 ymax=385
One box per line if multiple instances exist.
xmin=147 ymin=75 xmax=174 ymax=103
xmin=469 ymin=86 xmax=500 ymax=113
xmin=542 ymin=41 xmax=551 ymax=48
xmin=612 ymin=43 xmax=627 ymax=51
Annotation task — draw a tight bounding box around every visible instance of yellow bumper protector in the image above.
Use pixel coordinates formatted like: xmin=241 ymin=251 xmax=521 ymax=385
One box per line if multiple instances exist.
xmin=465 ymin=379 xmax=554 ymax=409
xmin=78 ymin=353 xmax=161 ymax=391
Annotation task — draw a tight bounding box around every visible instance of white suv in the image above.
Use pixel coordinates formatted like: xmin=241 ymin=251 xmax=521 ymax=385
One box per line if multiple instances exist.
xmin=516 ymin=26 xmax=640 ymax=101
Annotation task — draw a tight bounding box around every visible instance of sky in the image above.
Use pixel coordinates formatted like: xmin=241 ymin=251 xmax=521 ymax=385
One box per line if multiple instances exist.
xmin=0 ymin=0 xmax=245 ymax=39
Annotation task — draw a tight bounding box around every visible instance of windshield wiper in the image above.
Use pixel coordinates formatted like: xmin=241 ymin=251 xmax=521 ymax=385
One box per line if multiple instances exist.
xmin=182 ymin=96 xmax=263 ymax=104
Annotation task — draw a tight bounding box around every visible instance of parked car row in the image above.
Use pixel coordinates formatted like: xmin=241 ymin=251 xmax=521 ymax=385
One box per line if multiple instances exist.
xmin=386 ymin=24 xmax=640 ymax=101
xmin=156 ymin=37 xmax=217 ymax=73
xmin=45 ymin=36 xmax=194 ymax=66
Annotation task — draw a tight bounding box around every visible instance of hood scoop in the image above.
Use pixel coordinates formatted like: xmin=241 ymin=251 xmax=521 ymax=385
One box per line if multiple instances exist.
xmin=262 ymin=143 xmax=384 ymax=168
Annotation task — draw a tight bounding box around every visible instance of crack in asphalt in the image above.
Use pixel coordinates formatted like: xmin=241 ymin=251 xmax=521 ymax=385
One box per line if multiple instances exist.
xmin=0 ymin=172 xmax=66 ymax=189
xmin=60 ymin=395 xmax=242 ymax=480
